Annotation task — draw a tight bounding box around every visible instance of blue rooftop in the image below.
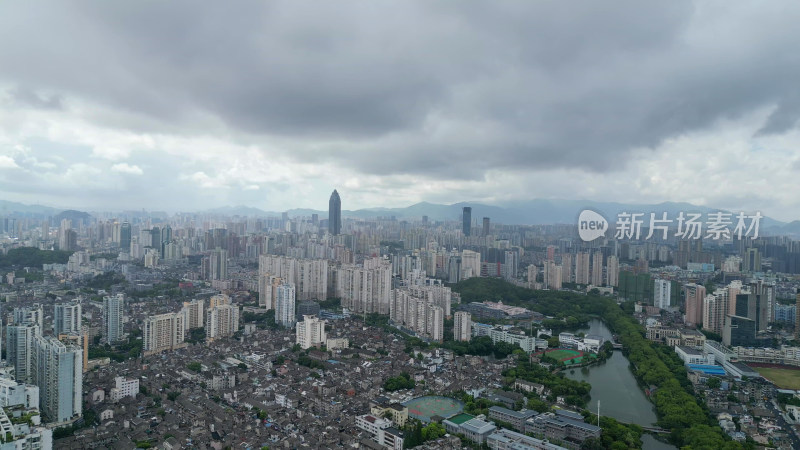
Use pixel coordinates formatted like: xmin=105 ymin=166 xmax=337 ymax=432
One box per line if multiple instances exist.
xmin=687 ymin=364 xmax=726 ymax=375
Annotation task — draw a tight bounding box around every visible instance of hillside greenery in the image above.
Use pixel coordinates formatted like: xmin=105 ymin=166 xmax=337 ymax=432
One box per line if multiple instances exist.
xmin=0 ymin=247 xmax=72 ymax=269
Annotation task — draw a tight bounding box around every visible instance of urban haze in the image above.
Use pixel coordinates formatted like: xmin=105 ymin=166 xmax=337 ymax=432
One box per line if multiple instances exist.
xmin=1 ymin=2 xmax=800 ymax=450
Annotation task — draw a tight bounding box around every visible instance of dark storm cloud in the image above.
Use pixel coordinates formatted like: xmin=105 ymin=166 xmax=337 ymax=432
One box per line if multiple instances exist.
xmin=1 ymin=1 xmax=799 ymax=179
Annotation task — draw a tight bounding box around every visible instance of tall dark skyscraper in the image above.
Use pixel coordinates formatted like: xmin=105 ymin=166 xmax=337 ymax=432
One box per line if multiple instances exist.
xmin=462 ymin=206 xmax=472 ymax=236
xmin=329 ymin=189 xmax=341 ymax=235
xmin=482 ymin=217 xmax=490 ymax=236
xmin=120 ymin=222 xmax=132 ymax=251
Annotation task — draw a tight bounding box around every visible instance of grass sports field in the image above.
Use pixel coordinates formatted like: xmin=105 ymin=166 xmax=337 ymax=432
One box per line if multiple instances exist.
xmin=753 ymin=366 xmax=800 ymax=390
xmin=536 ymin=348 xmax=597 ymax=365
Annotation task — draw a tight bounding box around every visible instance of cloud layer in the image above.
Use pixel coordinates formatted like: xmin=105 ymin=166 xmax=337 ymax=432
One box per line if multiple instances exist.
xmin=0 ymin=1 xmax=799 ymax=219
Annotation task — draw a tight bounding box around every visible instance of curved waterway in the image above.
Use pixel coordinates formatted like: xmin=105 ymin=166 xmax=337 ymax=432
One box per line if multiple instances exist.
xmin=564 ymin=319 xmax=676 ymax=450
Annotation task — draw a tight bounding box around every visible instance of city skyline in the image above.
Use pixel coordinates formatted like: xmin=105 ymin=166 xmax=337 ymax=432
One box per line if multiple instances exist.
xmin=2 ymin=3 xmax=800 ymax=219
xmin=3 ymin=2 xmax=800 ymax=448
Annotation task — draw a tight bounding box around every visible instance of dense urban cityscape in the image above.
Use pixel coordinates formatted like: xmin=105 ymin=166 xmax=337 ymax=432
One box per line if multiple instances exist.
xmin=3 ymin=2 xmax=800 ymax=449
xmin=0 ymin=193 xmax=799 ymax=450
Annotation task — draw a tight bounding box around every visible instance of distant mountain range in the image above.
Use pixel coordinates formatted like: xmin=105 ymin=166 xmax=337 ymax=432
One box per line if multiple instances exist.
xmin=206 ymin=199 xmax=800 ymax=235
xmin=4 ymin=199 xmax=800 ymax=235
xmin=0 ymin=200 xmax=58 ymax=216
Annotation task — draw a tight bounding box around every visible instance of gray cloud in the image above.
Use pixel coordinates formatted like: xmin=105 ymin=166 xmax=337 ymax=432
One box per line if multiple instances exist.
xmin=0 ymin=1 xmax=799 ymax=213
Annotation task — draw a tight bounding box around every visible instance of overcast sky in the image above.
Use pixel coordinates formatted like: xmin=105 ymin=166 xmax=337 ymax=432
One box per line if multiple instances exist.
xmin=1 ymin=1 xmax=799 ymax=219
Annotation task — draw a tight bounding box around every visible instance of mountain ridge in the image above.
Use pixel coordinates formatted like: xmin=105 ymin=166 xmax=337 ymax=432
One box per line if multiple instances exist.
xmin=0 ymin=199 xmax=793 ymax=234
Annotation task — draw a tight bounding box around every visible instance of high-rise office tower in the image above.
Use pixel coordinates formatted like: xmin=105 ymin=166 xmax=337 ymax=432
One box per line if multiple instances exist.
xmin=6 ymin=323 xmax=40 ymax=384
xmin=462 ymin=207 xmax=472 ymax=237
xmin=454 ymin=311 xmax=472 ymax=342
xmin=653 ymin=279 xmax=671 ymax=309
xmin=102 ymin=294 xmax=124 ymax=344
xmin=54 ymin=301 xmax=82 ymax=336
xmin=120 ymin=222 xmax=132 ymax=251
xmin=684 ymin=283 xmax=707 ymax=327
xmin=743 ymin=248 xmax=761 ymax=272
xmin=295 ymin=315 xmax=327 ymax=350
xmin=33 ymin=336 xmax=82 ymax=423
xmin=143 ymin=312 xmax=186 ymax=354
xmin=328 ymin=189 xmax=342 ymax=235
xmin=482 ymin=217 xmax=490 ymax=236
xmin=275 ymin=283 xmax=297 ymax=328
xmin=208 ymin=247 xmax=228 ymax=280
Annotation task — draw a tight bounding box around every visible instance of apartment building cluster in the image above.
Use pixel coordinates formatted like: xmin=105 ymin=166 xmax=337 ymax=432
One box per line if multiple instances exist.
xmin=142 ymin=294 xmax=239 ymax=354
xmin=5 ymin=303 xmax=84 ymax=427
xmin=532 ymin=252 xmax=619 ymax=290
xmin=389 ymin=289 xmax=444 ymax=342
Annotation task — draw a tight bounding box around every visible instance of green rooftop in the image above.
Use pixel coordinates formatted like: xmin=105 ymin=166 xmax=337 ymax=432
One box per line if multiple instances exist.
xmin=447 ymin=413 xmax=475 ymax=425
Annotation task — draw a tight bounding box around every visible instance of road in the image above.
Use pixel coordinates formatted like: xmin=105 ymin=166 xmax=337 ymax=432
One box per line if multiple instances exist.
xmin=766 ymin=399 xmax=800 ymax=449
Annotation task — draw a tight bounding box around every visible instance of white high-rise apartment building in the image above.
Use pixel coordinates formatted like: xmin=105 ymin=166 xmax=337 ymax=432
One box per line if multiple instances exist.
xmin=102 ymin=294 xmax=125 ymax=344
xmin=143 ymin=312 xmax=186 ymax=354
xmin=33 ymin=336 xmax=82 ymax=423
xmin=6 ymin=324 xmax=39 ymax=384
xmin=13 ymin=305 xmax=44 ymax=330
xmin=703 ymin=288 xmax=730 ymax=334
xmin=181 ymin=299 xmax=205 ymax=330
xmin=209 ymin=247 xmax=228 ymax=280
xmin=296 ymin=315 xmax=327 ymax=349
xmin=336 ymin=257 xmax=392 ymax=314
xmin=543 ymin=261 xmax=562 ymax=290
xmin=205 ymin=304 xmax=240 ymax=343
xmin=54 ymin=301 xmax=82 ymax=336
xmin=390 ymin=290 xmax=444 ymax=343
xmin=454 ymin=311 xmax=472 ymax=342
xmin=258 ymin=274 xmax=282 ymax=310
xmin=653 ymin=279 xmax=671 ymax=309
xmin=408 ymin=283 xmax=452 ymax=317
xmin=275 ymin=283 xmax=297 ymax=328
xmin=258 ymin=255 xmax=328 ymax=301
xmin=527 ymin=264 xmax=538 ymax=289
xmin=428 ymin=306 xmax=444 ymax=342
